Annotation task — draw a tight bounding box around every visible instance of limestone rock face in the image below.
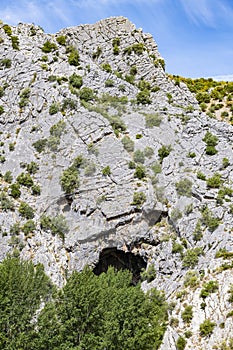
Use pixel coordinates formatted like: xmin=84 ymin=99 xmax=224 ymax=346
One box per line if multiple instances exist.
xmin=0 ymin=17 xmax=233 ymax=349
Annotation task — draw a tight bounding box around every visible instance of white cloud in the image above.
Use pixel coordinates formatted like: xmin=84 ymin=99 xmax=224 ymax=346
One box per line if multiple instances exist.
xmin=179 ymin=0 xmax=233 ymax=27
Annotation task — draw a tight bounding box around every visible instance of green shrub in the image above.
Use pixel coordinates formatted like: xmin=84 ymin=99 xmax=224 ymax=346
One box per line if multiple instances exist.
xmin=84 ymin=162 xmax=96 ymax=176
xmin=151 ymin=162 xmax=162 ymax=175
xmin=145 ymin=113 xmax=162 ymax=128
xmin=56 ymin=35 xmax=66 ymax=45
xmin=79 ymin=87 xmax=94 ymax=101
xmin=182 ymin=248 xmax=203 ymax=268
xmin=121 ymin=136 xmax=134 ymax=152
xmin=17 ymin=172 xmax=34 ymax=188
xmin=170 ymin=208 xmax=182 ymax=221
xmin=138 ymin=80 xmax=151 ymax=91
xmin=197 ymin=171 xmax=206 ymax=180
xmin=144 ymin=146 xmax=154 ymax=158
xmin=32 ymin=184 xmax=41 ymax=196
xmin=0 ymin=105 xmax=4 ymax=115
xmin=3 ymin=170 xmax=13 ymax=183
xmin=32 ymin=139 xmax=47 ymax=153
xmin=60 ymin=157 xmax=83 ymax=194
xmin=134 ymin=165 xmax=146 ymax=179
xmin=206 ymin=173 xmax=221 ymax=188
xmin=184 ymin=270 xmax=199 ymax=288
xmin=125 ymin=74 xmax=135 ymax=84
xmin=18 ymin=202 xmax=34 ymax=219
xmin=41 ymin=40 xmax=58 ymax=53
xmin=131 ymin=191 xmax=146 ymax=207
xmin=3 ymin=24 xmax=12 ymax=36
xmin=0 ymin=58 xmax=12 ymax=68
xmin=200 ymin=280 xmax=218 ymax=298
xmin=175 ymin=178 xmax=193 ymax=197
xmin=172 ymin=242 xmax=184 ymax=255
xmin=92 ymin=46 xmax=102 ymax=59
xmin=0 ymin=86 xmax=4 ymax=97
xmin=102 ymin=166 xmax=111 ymax=176
xmin=11 ymin=36 xmax=19 ymax=50
xmin=201 ymin=206 xmax=220 ymax=232
xmin=101 ymin=63 xmax=112 ymax=73
xmin=19 ymin=87 xmax=31 ymax=108
xmin=21 ymin=220 xmax=36 ymax=235
xmin=130 ymin=65 xmax=137 ymax=76
xmin=136 ymin=89 xmax=151 ymax=104
xmin=133 ymin=150 xmax=145 ymax=164
xmin=199 ymin=319 xmax=215 ymax=337
xmin=222 ymin=157 xmax=230 ymax=168
xmin=62 ymin=98 xmax=77 ymax=111
xmin=49 ymin=102 xmax=60 ymax=115
xmin=131 ymin=43 xmax=145 ymax=54
xmin=181 ymin=305 xmax=193 ymax=324
xmin=203 ymin=131 xmax=218 ymax=155
xmin=40 ymin=214 xmax=68 ymax=240
xmin=176 ymin=336 xmax=186 ymax=350
xmin=0 ymin=192 xmax=14 ymax=211
xmin=158 ymin=145 xmax=171 ymax=162
xmin=69 ymin=73 xmax=83 ymax=88
xmin=141 ymin=264 xmax=156 ymax=282
xmin=68 ymin=48 xmax=80 ymax=66
xmin=193 ymin=220 xmax=203 ymax=241
xmin=10 ymin=183 xmax=21 ymax=199
xmin=50 ymin=120 xmax=66 ymax=138
xmin=105 ymin=79 xmax=114 ymax=87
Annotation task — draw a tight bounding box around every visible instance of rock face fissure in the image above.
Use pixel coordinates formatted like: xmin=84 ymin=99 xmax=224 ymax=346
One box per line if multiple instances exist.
xmin=93 ymin=247 xmax=146 ymax=284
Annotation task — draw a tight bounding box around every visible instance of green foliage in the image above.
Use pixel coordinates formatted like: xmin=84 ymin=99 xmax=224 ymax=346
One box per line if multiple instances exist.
xmin=201 ymin=206 xmax=221 ymax=232
xmin=199 ymin=319 xmax=216 ymax=337
xmin=32 ymin=138 xmax=47 ymax=153
xmin=172 ymin=242 xmax=184 ymax=255
xmin=193 ymin=220 xmax=203 ymax=241
xmin=131 ymin=43 xmax=145 ymax=54
xmin=41 ymin=40 xmax=58 ymax=53
xmin=121 ymin=135 xmax=134 ymax=152
xmin=145 ymin=113 xmax=162 ymax=128
xmin=222 ymin=157 xmax=230 ymax=168
xmin=49 ymin=102 xmax=60 ymax=115
xmin=134 ymin=165 xmax=146 ymax=179
xmin=183 ymin=270 xmax=199 ymax=288
xmin=0 ymin=192 xmax=14 ymax=211
xmin=197 ymin=171 xmax=206 ymax=180
xmin=0 ymin=58 xmax=11 ymax=68
xmin=11 ymin=35 xmax=19 ymax=50
xmin=69 ymin=73 xmax=83 ymax=88
xmin=9 ymin=183 xmax=21 ymax=199
xmin=175 ymin=178 xmax=193 ymax=197
xmin=203 ymin=131 xmax=218 ymax=155
xmin=158 ymin=145 xmax=171 ymax=162
xmin=19 ymin=87 xmax=31 ymax=107
xmin=2 ymin=24 xmax=12 ymax=36
xmin=141 ymin=264 xmax=156 ymax=282
xmin=136 ymin=89 xmax=151 ymax=104
xmin=144 ymin=146 xmax=154 ymax=158
xmin=138 ymin=79 xmax=151 ymax=91
xmin=56 ymin=35 xmax=66 ymax=45
xmin=101 ymin=62 xmax=112 ymax=73
xmin=92 ymin=46 xmax=102 ymax=59
xmin=18 ymin=202 xmax=34 ymax=219
xmin=181 ymin=305 xmax=193 ymax=324
xmin=32 ymin=184 xmax=41 ymax=196
xmin=176 ymin=336 xmax=186 ymax=350
xmin=133 ymin=149 xmax=145 ymax=164
xmin=130 ymin=65 xmax=137 ymax=76
xmin=200 ymin=280 xmax=218 ymax=298
xmin=21 ymin=220 xmax=36 ymax=235
xmin=170 ymin=208 xmax=182 ymax=222
xmin=132 ymin=191 xmax=146 ymax=206
xmin=182 ymin=248 xmax=203 ymax=268
xmin=62 ymin=97 xmax=77 ymax=111
xmin=206 ymin=173 xmax=221 ymax=188
xmin=17 ymin=172 xmax=33 ymax=187
xmin=68 ymin=47 xmax=80 ymax=66
xmin=3 ymin=170 xmax=12 ymax=183
xmin=0 ymin=257 xmax=52 ymax=349
xmin=102 ymin=165 xmax=111 ymax=176
xmin=36 ymin=267 xmax=168 ymax=349
xmin=40 ymin=214 xmax=68 ymax=240
xmin=60 ymin=156 xmax=83 ymax=194
xmin=151 ymin=161 xmax=162 ymax=175
xmin=79 ymin=87 xmax=95 ymax=101
xmin=105 ymin=79 xmax=114 ymax=87
xmin=125 ymin=74 xmax=135 ymax=84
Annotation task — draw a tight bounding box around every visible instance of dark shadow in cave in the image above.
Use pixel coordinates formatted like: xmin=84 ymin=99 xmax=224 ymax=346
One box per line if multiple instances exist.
xmin=93 ymin=247 xmax=147 ymax=285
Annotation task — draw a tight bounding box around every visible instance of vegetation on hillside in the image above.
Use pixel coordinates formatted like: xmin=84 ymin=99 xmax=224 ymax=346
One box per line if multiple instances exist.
xmin=0 ymin=257 xmax=168 ymax=350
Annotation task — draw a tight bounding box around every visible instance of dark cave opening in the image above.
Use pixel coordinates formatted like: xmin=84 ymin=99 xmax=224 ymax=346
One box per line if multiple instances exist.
xmin=93 ymin=247 xmax=147 ymax=284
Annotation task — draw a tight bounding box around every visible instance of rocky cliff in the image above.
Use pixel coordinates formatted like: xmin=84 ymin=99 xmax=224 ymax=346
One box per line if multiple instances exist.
xmin=1 ymin=16 xmax=233 ymax=349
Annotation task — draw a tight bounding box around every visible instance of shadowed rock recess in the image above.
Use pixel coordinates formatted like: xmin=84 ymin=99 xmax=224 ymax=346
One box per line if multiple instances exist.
xmin=1 ymin=16 xmax=233 ymax=349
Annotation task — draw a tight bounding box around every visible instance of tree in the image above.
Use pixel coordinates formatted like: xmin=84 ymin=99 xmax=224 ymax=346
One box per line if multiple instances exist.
xmin=37 ymin=267 xmax=168 ymax=349
xmin=0 ymin=257 xmax=52 ymax=349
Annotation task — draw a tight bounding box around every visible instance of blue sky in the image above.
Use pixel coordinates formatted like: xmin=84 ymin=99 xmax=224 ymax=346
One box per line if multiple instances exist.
xmin=1 ymin=0 xmax=233 ymax=78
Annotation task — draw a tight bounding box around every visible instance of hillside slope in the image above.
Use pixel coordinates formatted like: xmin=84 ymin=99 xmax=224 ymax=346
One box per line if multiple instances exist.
xmin=0 ymin=17 xmax=233 ymax=349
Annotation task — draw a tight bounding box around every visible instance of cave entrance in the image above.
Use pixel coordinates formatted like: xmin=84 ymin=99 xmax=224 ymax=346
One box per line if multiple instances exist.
xmin=93 ymin=247 xmax=147 ymax=284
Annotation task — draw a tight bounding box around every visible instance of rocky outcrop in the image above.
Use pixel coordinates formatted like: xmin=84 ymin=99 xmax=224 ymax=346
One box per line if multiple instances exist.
xmin=0 ymin=16 xmax=233 ymax=349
